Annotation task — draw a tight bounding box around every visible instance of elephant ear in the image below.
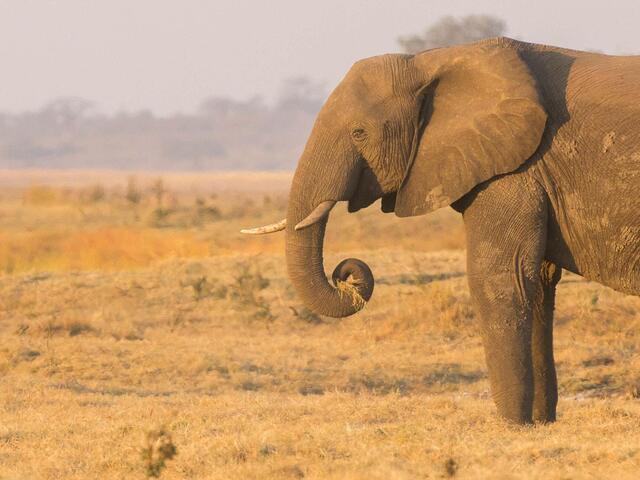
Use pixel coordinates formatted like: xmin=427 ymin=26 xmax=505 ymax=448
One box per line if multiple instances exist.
xmin=394 ymin=44 xmax=547 ymax=217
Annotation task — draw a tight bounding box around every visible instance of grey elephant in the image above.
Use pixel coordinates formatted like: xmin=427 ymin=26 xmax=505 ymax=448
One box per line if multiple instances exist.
xmin=243 ymin=37 xmax=640 ymax=425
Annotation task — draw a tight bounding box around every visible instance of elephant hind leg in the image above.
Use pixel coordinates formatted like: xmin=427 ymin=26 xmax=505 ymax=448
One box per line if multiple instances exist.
xmin=532 ymin=260 xmax=562 ymax=423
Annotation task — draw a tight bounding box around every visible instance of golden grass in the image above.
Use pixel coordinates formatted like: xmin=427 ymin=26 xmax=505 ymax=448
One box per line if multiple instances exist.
xmin=0 ymin=228 xmax=211 ymax=273
xmin=0 ymin=169 xmax=293 ymax=193
xmin=1 ymin=171 xmax=640 ymax=479
xmin=335 ymin=279 xmax=367 ymax=311
xmin=0 ymin=173 xmax=464 ymax=274
xmin=21 ymin=184 xmax=62 ymax=205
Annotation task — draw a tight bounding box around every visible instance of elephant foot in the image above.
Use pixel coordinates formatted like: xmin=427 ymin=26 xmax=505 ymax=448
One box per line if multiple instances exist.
xmin=533 ymin=401 xmax=557 ymax=424
xmin=494 ymin=390 xmax=534 ymax=425
xmin=497 ymin=410 xmax=534 ymax=426
xmin=494 ymin=396 xmax=556 ymax=425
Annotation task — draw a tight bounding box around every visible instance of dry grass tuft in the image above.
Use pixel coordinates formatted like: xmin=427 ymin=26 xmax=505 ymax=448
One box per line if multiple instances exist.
xmin=444 ymin=457 xmax=458 ymax=477
xmin=141 ymin=427 xmax=177 ymax=478
xmin=335 ymin=278 xmax=367 ymax=310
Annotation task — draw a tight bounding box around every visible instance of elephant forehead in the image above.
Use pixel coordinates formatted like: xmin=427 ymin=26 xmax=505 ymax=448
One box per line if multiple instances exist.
xmin=344 ymin=54 xmax=412 ymax=95
xmin=321 ymin=95 xmax=388 ymax=128
xmin=351 ymin=96 xmax=416 ymax=129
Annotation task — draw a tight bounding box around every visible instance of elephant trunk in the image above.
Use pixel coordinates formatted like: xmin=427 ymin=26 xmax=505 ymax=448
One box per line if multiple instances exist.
xmin=285 ymin=155 xmax=374 ymax=318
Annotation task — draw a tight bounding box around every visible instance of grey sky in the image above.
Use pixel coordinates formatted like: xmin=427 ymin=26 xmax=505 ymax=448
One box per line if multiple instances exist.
xmin=0 ymin=0 xmax=637 ymax=115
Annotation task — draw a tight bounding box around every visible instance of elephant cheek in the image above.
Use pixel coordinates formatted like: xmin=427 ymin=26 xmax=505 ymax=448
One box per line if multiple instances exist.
xmin=348 ymin=166 xmax=384 ymax=212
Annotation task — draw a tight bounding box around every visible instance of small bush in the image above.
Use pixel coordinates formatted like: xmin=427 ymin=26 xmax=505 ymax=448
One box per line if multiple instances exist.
xmin=148 ymin=208 xmax=172 ymax=227
xmin=289 ymin=306 xmax=322 ymax=324
xmin=150 ymin=177 xmax=166 ymax=208
xmin=228 ymin=262 xmax=276 ymax=322
xmin=141 ymin=427 xmax=177 ymax=478
xmin=181 ymin=275 xmax=227 ymax=301
xmin=445 ymin=458 xmax=458 ymax=477
xmin=125 ymin=176 xmax=142 ymax=205
xmin=83 ymin=184 xmax=106 ymax=203
xmin=193 ymin=196 xmax=222 ymax=225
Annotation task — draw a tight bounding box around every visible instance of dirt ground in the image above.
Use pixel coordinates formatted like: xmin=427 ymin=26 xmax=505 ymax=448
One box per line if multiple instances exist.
xmin=1 ymin=171 xmax=640 ymax=479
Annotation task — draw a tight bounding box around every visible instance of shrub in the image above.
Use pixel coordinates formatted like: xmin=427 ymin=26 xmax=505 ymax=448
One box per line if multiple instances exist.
xmin=84 ymin=184 xmax=106 ymax=203
xmin=125 ymin=176 xmax=142 ymax=205
xmin=228 ymin=262 xmax=276 ymax=322
xmin=141 ymin=427 xmax=177 ymax=478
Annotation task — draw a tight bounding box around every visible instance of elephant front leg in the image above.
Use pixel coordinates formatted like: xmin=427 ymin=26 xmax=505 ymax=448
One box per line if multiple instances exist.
xmin=532 ymin=261 xmax=562 ymax=423
xmin=462 ymin=175 xmax=548 ymax=424
xmin=468 ymin=269 xmax=537 ymax=424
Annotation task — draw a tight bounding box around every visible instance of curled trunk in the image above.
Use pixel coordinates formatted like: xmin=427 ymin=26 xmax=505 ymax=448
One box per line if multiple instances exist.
xmin=285 ymin=189 xmax=374 ymax=318
xmin=283 ymin=110 xmax=375 ymax=317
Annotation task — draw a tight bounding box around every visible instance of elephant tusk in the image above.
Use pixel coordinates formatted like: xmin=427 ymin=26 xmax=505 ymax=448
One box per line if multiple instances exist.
xmin=240 ymin=219 xmax=286 ymax=234
xmin=295 ymin=200 xmax=337 ymax=231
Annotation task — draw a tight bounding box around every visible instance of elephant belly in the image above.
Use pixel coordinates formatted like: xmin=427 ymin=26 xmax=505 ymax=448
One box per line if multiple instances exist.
xmin=590 ymin=213 xmax=640 ymax=295
xmin=538 ymin=73 xmax=640 ymax=295
xmin=543 ymin=156 xmax=640 ymax=296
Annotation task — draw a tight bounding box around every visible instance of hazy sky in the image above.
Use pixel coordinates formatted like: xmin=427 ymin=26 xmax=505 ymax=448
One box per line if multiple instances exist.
xmin=1 ymin=0 xmax=638 ymax=115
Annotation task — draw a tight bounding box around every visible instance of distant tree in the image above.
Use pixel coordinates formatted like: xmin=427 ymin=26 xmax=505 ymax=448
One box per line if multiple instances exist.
xmin=38 ymin=97 xmax=96 ymax=125
xmin=198 ymin=96 xmax=265 ymax=118
xmin=276 ymin=77 xmax=326 ymax=113
xmin=398 ymin=15 xmax=507 ymax=54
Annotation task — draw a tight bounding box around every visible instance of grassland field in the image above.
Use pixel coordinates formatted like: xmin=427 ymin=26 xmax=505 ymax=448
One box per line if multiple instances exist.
xmin=1 ymin=170 xmax=640 ymax=479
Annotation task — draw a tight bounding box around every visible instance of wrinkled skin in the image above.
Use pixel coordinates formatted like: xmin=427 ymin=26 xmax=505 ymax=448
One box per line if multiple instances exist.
xmin=278 ymin=37 xmax=640 ymax=424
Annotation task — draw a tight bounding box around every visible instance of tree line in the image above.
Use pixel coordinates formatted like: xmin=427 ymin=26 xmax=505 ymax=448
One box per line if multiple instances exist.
xmin=0 ymin=15 xmax=504 ymax=171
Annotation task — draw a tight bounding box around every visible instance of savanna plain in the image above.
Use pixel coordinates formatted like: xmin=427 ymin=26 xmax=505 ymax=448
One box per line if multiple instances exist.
xmin=1 ymin=170 xmax=640 ymax=479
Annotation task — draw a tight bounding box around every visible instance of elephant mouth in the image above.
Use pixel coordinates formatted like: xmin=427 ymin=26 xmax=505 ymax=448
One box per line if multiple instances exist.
xmin=347 ymin=165 xmax=385 ymax=213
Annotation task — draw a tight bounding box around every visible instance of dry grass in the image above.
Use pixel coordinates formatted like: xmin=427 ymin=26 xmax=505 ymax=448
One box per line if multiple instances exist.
xmin=1 ymin=171 xmax=640 ymax=479
xmin=335 ymin=279 xmax=368 ymax=311
xmin=0 ymin=171 xmax=464 ymax=274
xmin=0 ymin=228 xmax=212 ymax=273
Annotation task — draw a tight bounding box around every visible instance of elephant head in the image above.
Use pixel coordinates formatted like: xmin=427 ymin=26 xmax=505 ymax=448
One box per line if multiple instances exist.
xmin=243 ymin=39 xmax=547 ymax=318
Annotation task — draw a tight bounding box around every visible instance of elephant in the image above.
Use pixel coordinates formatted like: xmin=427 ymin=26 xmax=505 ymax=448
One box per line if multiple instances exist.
xmin=242 ymin=37 xmax=640 ymax=425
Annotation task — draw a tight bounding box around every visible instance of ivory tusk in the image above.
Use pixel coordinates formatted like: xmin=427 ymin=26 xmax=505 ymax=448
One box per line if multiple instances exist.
xmin=294 ymin=200 xmax=336 ymax=231
xmin=240 ymin=218 xmax=286 ymax=234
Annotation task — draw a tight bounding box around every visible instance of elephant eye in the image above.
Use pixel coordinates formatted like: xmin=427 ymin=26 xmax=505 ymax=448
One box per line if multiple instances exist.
xmin=351 ymin=128 xmax=367 ymax=141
